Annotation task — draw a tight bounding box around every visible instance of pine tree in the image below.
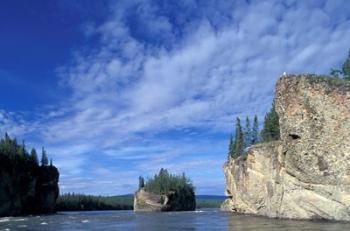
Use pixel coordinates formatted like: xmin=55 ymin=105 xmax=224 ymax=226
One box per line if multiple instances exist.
xmin=252 ymin=115 xmax=259 ymax=144
xmin=261 ymin=102 xmax=280 ymax=142
xmin=30 ymin=148 xmax=39 ymax=166
xmin=235 ymin=117 xmax=244 ymax=157
xmin=138 ymin=176 xmax=145 ymax=189
xmin=342 ymin=49 xmax=350 ymax=80
xmin=228 ymin=134 xmax=236 ymax=159
xmin=41 ymin=147 xmax=49 ymax=166
xmin=244 ymin=116 xmax=252 ymax=148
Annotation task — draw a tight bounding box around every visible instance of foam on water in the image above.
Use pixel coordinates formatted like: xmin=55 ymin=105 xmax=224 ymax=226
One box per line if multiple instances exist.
xmin=0 ymin=218 xmax=10 ymax=223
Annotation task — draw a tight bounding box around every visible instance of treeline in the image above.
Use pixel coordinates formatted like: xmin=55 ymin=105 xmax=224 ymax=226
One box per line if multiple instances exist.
xmin=139 ymin=168 xmax=196 ymax=211
xmin=228 ymin=103 xmax=280 ymax=159
xmin=56 ymin=193 xmax=133 ymax=211
xmin=0 ymin=133 xmax=59 ymax=216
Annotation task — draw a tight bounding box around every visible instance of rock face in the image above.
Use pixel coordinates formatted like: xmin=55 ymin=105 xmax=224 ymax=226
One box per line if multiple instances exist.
xmin=134 ymin=189 xmax=170 ymax=212
xmin=35 ymin=166 xmax=60 ymax=214
xmin=222 ymin=75 xmax=350 ymax=221
xmin=0 ymin=165 xmax=59 ymax=216
xmin=134 ymin=188 xmax=196 ymax=212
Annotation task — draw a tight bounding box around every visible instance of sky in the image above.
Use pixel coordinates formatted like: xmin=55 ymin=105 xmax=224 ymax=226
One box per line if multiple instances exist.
xmin=1 ymin=0 xmax=350 ymax=196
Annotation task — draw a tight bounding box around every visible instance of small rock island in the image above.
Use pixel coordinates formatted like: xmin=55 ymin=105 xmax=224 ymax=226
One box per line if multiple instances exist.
xmin=222 ymin=74 xmax=350 ymax=221
xmin=134 ymin=168 xmax=196 ymax=212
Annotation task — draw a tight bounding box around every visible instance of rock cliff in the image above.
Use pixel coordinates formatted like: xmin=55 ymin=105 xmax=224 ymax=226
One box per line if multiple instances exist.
xmin=222 ymin=75 xmax=350 ymax=221
xmin=0 ymin=154 xmax=59 ymax=217
xmin=134 ymin=188 xmax=196 ymax=212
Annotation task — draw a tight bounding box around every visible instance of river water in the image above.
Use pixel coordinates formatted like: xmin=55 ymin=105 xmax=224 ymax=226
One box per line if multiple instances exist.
xmin=1 ymin=209 xmax=350 ymax=231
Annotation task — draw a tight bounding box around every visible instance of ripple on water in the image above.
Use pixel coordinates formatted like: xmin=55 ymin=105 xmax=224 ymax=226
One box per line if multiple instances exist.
xmin=0 ymin=219 xmax=10 ymax=224
xmin=13 ymin=218 xmax=27 ymax=222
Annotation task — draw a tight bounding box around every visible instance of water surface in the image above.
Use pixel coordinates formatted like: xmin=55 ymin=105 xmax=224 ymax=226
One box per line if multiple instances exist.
xmin=1 ymin=209 xmax=349 ymax=231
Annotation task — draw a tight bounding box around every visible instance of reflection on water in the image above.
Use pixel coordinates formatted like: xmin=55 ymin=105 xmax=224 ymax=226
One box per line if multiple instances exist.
xmin=0 ymin=209 xmax=349 ymax=231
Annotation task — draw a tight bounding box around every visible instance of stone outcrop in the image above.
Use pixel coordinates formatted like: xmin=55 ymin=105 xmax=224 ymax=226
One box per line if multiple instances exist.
xmin=134 ymin=189 xmax=171 ymax=212
xmin=222 ymin=75 xmax=350 ymax=221
xmin=134 ymin=188 xmax=196 ymax=212
xmin=35 ymin=166 xmax=60 ymax=214
xmin=0 ymin=165 xmax=59 ymax=216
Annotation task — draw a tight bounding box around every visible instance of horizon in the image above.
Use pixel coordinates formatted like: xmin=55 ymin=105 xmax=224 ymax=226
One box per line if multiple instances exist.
xmin=1 ymin=0 xmax=350 ymax=196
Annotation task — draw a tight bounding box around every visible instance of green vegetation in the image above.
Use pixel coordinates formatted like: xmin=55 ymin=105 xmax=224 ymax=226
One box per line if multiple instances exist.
xmin=56 ymin=194 xmax=133 ymax=211
xmin=196 ymin=199 xmax=224 ymax=208
xmin=0 ymin=133 xmax=59 ymax=216
xmin=307 ymin=74 xmax=350 ymax=89
xmin=330 ymin=49 xmax=350 ymax=80
xmin=252 ymin=115 xmax=259 ymax=144
xmin=261 ymin=102 xmax=280 ymax=142
xmin=228 ymin=115 xmax=260 ymax=159
xmin=228 ymin=107 xmax=281 ymax=159
xmin=142 ymin=168 xmax=196 ymax=211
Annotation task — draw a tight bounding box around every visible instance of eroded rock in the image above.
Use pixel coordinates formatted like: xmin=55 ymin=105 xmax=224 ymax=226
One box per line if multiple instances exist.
xmin=222 ymin=75 xmax=350 ymax=221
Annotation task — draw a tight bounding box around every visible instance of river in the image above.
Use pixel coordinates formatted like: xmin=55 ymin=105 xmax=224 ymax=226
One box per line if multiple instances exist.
xmin=1 ymin=209 xmax=349 ymax=231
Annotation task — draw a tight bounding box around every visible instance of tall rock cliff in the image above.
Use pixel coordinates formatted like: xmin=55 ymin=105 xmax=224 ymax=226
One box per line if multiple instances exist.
xmin=222 ymin=75 xmax=350 ymax=221
xmin=0 ymin=135 xmax=60 ymax=217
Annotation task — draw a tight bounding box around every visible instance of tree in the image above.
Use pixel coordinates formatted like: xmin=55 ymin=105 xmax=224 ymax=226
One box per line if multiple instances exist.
xmin=261 ymin=102 xmax=280 ymax=142
xmin=244 ymin=116 xmax=252 ymax=148
xmin=342 ymin=49 xmax=350 ymax=80
xmin=252 ymin=115 xmax=259 ymax=144
xmin=234 ymin=117 xmax=244 ymax=157
xmin=330 ymin=49 xmax=350 ymax=80
xmin=138 ymin=176 xmax=145 ymax=189
xmin=30 ymin=148 xmax=39 ymax=166
xmin=228 ymin=134 xmax=235 ymax=159
xmin=41 ymin=147 xmax=49 ymax=166
xmin=143 ymin=168 xmax=195 ymax=211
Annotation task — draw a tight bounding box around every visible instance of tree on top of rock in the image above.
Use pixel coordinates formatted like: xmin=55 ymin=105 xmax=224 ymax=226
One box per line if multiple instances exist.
xmin=330 ymin=49 xmax=350 ymax=80
xmin=252 ymin=115 xmax=259 ymax=144
xmin=261 ymin=102 xmax=280 ymax=142
xmin=342 ymin=49 xmax=350 ymax=80
xmin=244 ymin=116 xmax=252 ymax=148
xmin=41 ymin=147 xmax=49 ymax=166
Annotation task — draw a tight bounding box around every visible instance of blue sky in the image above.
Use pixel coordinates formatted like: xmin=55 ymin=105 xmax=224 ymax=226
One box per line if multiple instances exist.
xmin=1 ymin=0 xmax=350 ymax=195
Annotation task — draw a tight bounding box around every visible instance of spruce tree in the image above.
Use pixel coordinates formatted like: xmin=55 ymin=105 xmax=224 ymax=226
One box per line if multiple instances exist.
xmin=342 ymin=49 xmax=350 ymax=80
xmin=41 ymin=147 xmax=49 ymax=166
xmin=228 ymin=134 xmax=236 ymax=159
xmin=261 ymin=102 xmax=280 ymax=142
xmin=235 ymin=117 xmax=244 ymax=157
xmin=139 ymin=176 xmax=145 ymax=189
xmin=244 ymin=116 xmax=252 ymax=148
xmin=30 ymin=148 xmax=39 ymax=166
xmin=252 ymin=115 xmax=259 ymax=144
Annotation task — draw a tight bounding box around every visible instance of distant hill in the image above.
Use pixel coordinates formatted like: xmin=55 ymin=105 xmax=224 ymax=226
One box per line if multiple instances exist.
xmin=196 ymin=195 xmax=226 ymax=200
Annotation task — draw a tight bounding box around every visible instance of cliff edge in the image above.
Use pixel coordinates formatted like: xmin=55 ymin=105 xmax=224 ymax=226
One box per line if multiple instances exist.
xmin=222 ymin=75 xmax=350 ymax=221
